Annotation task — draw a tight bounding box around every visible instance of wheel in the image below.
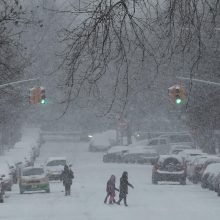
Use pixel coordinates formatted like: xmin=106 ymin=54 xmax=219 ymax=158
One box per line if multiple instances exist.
xmin=46 ymin=188 xmax=50 ymax=193
xmin=192 ymin=178 xmax=198 ymax=184
xmin=19 ymin=188 xmax=24 ymax=194
xmin=0 ymin=198 xmax=3 ymax=203
xmin=152 ymin=175 xmax=158 ymax=184
xmin=180 ymin=178 xmax=186 ymax=185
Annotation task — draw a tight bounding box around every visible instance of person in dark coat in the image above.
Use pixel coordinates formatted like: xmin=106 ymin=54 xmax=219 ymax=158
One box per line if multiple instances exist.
xmin=60 ymin=165 xmax=74 ymax=196
xmin=116 ymin=171 xmax=134 ymax=206
xmin=104 ymin=175 xmax=119 ymax=204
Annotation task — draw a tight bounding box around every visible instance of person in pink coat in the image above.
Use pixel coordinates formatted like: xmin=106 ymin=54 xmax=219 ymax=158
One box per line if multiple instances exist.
xmin=104 ymin=175 xmax=119 ymax=204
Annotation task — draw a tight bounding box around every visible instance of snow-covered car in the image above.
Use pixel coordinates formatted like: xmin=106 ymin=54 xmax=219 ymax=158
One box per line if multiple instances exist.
xmin=0 ymin=175 xmax=4 ymax=203
xmin=0 ymin=156 xmax=17 ymax=183
xmin=199 ymin=157 xmax=220 ymax=183
xmin=0 ymin=162 xmax=13 ymax=191
xmin=178 ymin=149 xmax=205 ymax=164
xmin=146 ymin=137 xmax=171 ymax=155
xmin=45 ymin=157 xmax=69 ymax=180
xmin=201 ymin=163 xmax=220 ymax=189
xmin=103 ymin=146 xmax=129 ymax=163
xmin=152 ymin=155 xmax=186 ymax=185
xmin=19 ymin=167 xmax=50 ymax=194
xmin=122 ymin=147 xmax=159 ymax=164
xmin=89 ymin=130 xmax=117 ymax=152
xmin=158 ymin=133 xmax=194 ymax=148
xmin=169 ymin=144 xmax=193 ymax=155
xmin=186 ymin=155 xmax=209 ymax=183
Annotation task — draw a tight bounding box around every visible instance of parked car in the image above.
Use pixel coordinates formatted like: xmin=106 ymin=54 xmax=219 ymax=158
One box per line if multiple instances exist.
xmin=122 ymin=147 xmax=159 ymax=164
xmin=45 ymin=157 xmax=69 ymax=180
xmin=0 ymin=156 xmax=17 ymax=184
xmin=0 ymin=175 xmax=5 ymax=203
xmin=198 ymin=157 xmax=220 ymax=182
xmin=158 ymin=133 xmax=194 ymax=147
xmin=19 ymin=167 xmax=50 ymax=194
xmin=178 ymin=149 xmax=205 ymax=164
xmin=186 ymin=155 xmax=208 ymax=183
xmin=152 ymin=155 xmax=186 ymax=185
xmin=147 ymin=137 xmax=171 ymax=155
xmin=169 ymin=144 xmax=193 ymax=155
xmin=200 ymin=162 xmax=220 ymax=189
xmin=0 ymin=162 xmax=13 ymax=191
xmin=103 ymin=146 xmax=129 ymax=163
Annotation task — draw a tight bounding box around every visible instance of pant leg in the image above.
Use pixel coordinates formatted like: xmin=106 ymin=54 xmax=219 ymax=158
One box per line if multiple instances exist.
xmin=109 ymin=194 xmax=114 ymax=204
xmin=65 ymin=185 xmax=68 ymax=196
xmin=123 ymin=196 xmax=127 ymax=206
xmin=104 ymin=193 xmax=110 ymax=203
xmin=67 ymin=185 xmax=71 ymax=195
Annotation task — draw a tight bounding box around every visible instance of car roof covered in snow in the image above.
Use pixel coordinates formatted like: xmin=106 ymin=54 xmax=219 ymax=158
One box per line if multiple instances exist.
xmin=179 ymin=149 xmax=204 ymax=155
xmin=107 ymin=145 xmax=129 ymax=153
xmin=158 ymin=155 xmax=183 ymax=163
xmin=127 ymin=146 xmax=157 ymax=154
xmin=46 ymin=157 xmax=67 ymax=163
xmin=203 ymin=162 xmax=220 ymax=175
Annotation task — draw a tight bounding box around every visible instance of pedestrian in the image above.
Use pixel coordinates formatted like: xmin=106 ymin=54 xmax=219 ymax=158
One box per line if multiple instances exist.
xmin=60 ymin=165 xmax=74 ymax=196
xmin=116 ymin=171 xmax=134 ymax=206
xmin=104 ymin=175 xmax=119 ymax=204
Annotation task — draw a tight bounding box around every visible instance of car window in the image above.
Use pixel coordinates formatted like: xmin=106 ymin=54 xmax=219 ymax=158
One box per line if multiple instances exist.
xmin=23 ymin=168 xmax=44 ymax=176
xmin=46 ymin=160 xmax=66 ymax=166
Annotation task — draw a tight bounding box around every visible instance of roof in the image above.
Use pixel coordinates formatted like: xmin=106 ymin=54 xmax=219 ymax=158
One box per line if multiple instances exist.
xmin=158 ymin=155 xmax=183 ymax=163
xmin=46 ymin=157 xmax=67 ymax=162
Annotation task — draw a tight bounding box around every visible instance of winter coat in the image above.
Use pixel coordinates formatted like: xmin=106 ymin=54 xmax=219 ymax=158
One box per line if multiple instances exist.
xmin=119 ymin=172 xmax=133 ymax=198
xmin=106 ymin=175 xmax=118 ymax=196
xmin=61 ymin=167 xmax=74 ymax=186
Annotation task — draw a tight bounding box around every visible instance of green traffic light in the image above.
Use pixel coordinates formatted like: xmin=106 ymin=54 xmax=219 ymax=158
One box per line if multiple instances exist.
xmin=40 ymin=99 xmax=46 ymax=104
xmin=175 ymin=98 xmax=182 ymax=104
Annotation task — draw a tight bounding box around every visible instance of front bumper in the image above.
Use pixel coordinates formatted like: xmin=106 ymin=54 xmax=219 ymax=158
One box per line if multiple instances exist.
xmin=20 ymin=182 xmax=49 ymax=192
xmin=47 ymin=173 xmax=62 ymax=180
xmin=155 ymin=171 xmax=186 ymax=181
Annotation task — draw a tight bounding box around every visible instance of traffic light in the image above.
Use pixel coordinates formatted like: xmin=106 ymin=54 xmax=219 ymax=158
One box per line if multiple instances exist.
xmin=39 ymin=87 xmax=47 ymax=104
xmin=29 ymin=87 xmax=39 ymax=104
xmin=29 ymin=86 xmax=47 ymax=104
xmin=168 ymin=85 xmax=186 ymax=105
xmin=175 ymin=88 xmax=182 ymax=105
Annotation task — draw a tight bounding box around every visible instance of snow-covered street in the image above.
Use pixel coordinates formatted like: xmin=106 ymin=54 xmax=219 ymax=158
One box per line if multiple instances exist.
xmin=1 ymin=139 xmax=220 ymax=220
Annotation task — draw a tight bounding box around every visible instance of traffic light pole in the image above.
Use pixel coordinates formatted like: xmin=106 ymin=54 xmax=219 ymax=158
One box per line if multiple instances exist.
xmin=0 ymin=78 xmax=40 ymax=89
xmin=177 ymin=77 xmax=220 ymax=87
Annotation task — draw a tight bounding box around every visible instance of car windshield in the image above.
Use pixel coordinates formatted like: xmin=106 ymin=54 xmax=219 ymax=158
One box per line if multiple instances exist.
xmin=47 ymin=160 xmax=66 ymax=166
xmin=23 ymin=168 xmax=44 ymax=176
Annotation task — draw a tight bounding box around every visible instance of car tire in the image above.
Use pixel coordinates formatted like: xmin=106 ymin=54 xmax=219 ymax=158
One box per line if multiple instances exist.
xmin=152 ymin=175 xmax=158 ymax=184
xmin=0 ymin=198 xmax=3 ymax=203
xmin=7 ymin=186 xmax=12 ymax=191
xmin=20 ymin=188 xmax=24 ymax=194
xmin=46 ymin=188 xmax=50 ymax=193
xmin=180 ymin=179 xmax=186 ymax=185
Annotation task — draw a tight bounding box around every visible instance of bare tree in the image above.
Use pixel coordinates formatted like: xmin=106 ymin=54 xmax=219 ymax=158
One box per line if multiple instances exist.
xmin=58 ymin=0 xmax=219 ymax=114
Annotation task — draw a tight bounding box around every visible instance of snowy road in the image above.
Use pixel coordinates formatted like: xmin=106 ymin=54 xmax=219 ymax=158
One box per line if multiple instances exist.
xmin=1 ymin=140 xmax=220 ymax=220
